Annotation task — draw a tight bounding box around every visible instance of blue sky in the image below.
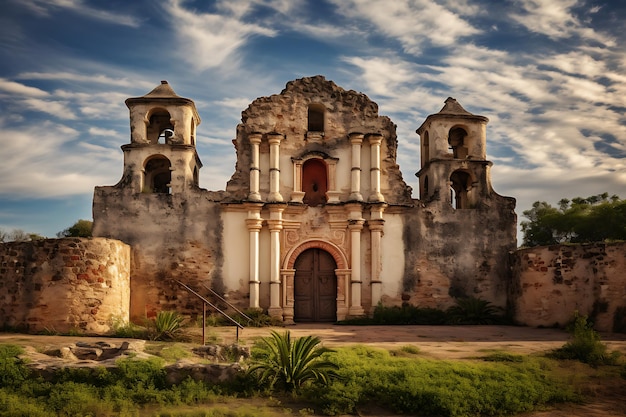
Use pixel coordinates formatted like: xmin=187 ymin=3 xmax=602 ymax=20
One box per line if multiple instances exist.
xmin=1 ymin=0 xmax=625 ymax=242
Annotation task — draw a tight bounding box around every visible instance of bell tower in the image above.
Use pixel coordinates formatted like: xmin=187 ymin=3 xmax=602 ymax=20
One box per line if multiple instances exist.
xmin=416 ymin=97 xmax=492 ymax=209
xmin=121 ymin=81 xmax=202 ymax=194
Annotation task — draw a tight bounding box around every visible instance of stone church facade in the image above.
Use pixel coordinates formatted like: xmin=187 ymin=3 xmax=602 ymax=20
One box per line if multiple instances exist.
xmin=92 ymin=76 xmax=517 ymax=323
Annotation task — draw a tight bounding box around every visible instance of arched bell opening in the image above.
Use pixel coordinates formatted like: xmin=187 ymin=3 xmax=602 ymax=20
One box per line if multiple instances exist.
xmin=147 ymin=108 xmax=174 ymax=144
xmin=143 ymin=155 xmax=172 ymax=194
xmin=450 ymin=169 xmax=473 ymax=209
xmin=448 ymin=127 xmax=468 ymax=159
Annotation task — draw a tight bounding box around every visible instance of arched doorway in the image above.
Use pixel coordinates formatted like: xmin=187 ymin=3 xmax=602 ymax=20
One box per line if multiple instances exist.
xmin=294 ymin=248 xmax=337 ymax=322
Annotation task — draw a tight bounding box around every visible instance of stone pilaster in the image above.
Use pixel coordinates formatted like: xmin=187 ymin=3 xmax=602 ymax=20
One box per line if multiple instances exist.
xmin=281 ymin=269 xmax=296 ymax=324
xmin=347 ymin=204 xmax=365 ymax=316
xmin=267 ymin=205 xmax=286 ymax=319
xmin=245 ymin=204 xmax=263 ymax=309
xmin=368 ymin=134 xmax=385 ymax=202
xmin=268 ymin=133 xmax=284 ymax=202
xmin=291 ymin=159 xmax=305 ymax=203
xmin=335 ymin=268 xmax=351 ymax=321
xmin=349 ymin=132 xmax=364 ymax=201
xmin=369 ymin=216 xmax=385 ymax=307
xmin=248 ymin=133 xmax=262 ymax=201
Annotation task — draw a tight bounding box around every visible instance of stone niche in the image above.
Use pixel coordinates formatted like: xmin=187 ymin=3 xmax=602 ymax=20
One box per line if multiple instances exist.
xmin=0 ymin=237 xmax=130 ymax=334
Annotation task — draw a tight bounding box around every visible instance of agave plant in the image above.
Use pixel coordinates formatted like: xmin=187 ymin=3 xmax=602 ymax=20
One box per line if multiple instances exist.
xmin=248 ymin=330 xmax=339 ymax=393
xmin=446 ymin=297 xmax=503 ymax=325
xmin=151 ymin=310 xmax=184 ymax=341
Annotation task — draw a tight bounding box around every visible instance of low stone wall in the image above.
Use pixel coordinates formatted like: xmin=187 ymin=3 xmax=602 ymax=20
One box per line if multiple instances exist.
xmin=0 ymin=238 xmax=130 ymax=334
xmin=511 ymin=243 xmax=626 ymax=332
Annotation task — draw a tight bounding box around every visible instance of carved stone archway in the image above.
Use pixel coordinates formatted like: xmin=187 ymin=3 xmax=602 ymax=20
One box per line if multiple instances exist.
xmin=281 ymin=240 xmax=350 ymax=323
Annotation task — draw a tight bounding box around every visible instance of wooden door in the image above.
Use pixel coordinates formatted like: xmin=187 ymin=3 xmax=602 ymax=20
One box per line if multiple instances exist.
xmin=294 ymin=248 xmax=337 ymax=322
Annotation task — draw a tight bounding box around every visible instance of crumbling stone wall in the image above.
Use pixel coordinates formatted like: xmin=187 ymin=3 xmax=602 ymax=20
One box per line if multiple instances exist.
xmin=227 ymin=75 xmax=413 ymax=205
xmin=0 ymin=238 xmax=130 ymax=334
xmin=511 ymin=243 xmax=626 ymax=332
xmin=402 ymin=195 xmax=517 ymax=310
xmin=93 ymin=187 xmax=224 ymax=321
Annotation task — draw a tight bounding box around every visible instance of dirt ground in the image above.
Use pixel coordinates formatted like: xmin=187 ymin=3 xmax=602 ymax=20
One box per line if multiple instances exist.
xmin=2 ymin=324 xmax=626 ymax=416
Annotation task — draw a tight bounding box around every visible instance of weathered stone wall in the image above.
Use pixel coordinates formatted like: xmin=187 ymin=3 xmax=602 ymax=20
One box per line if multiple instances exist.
xmin=0 ymin=238 xmax=130 ymax=334
xmin=401 ymin=195 xmax=517 ymax=310
xmin=93 ymin=187 xmax=224 ymax=321
xmin=511 ymin=243 xmax=626 ymax=332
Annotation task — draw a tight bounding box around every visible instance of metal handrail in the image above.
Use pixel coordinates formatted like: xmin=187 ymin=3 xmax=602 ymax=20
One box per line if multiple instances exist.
xmin=175 ymin=280 xmax=243 ymax=344
xmin=202 ymin=284 xmax=253 ymax=324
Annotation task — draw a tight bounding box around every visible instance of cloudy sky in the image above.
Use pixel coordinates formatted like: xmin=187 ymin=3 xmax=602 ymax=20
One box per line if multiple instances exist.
xmin=1 ymin=0 xmax=625 ymax=243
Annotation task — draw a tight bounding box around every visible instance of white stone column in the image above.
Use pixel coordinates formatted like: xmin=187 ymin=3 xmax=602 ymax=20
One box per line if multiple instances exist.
xmin=349 ymin=132 xmax=364 ymax=201
xmin=368 ymin=134 xmax=385 ymax=202
xmin=245 ymin=205 xmax=263 ymax=309
xmin=348 ymin=220 xmax=365 ymax=316
xmin=346 ymin=202 xmax=365 ymax=316
xmin=267 ymin=205 xmax=285 ymax=319
xmin=248 ymin=133 xmax=262 ymax=201
xmin=281 ymin=269 xmax=296 ymax=324
xmin=268 ymin=133 xmax=284 ymax=202
xmin=369 ymin=211 xmax=385 ymax=307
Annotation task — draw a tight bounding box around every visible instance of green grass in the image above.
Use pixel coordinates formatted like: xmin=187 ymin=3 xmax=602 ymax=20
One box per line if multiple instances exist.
xmin=0 ymin=342 xmax=583 ymax=416
xmin=304 ymin=345 xmax=578 ymax=416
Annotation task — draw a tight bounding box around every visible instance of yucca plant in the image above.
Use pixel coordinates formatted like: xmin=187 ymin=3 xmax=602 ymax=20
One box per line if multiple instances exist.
xmin=151 ymin=310 xmax=184 ymax=341
xmin=248 ymin=330 xmax=340 ymax=393
xmin=446 ymin=297 xmax=503 ymax=324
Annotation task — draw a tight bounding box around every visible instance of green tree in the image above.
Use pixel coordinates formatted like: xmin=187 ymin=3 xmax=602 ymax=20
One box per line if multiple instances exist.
xmin=0 ymin=228 xmax=45 ymax=242
xmin=248 ymin=330 xmax=340 ymax=393
xmin=57 ymin=219 xmax=93 ymax=238
xmin=521 ymin=193 xmax=626 ymax=247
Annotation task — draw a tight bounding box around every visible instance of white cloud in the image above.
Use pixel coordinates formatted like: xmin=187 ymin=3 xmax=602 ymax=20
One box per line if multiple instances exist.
xmin=331 ymin=0 xmax=481 ymax=54
xmin=88 ymin=127 xmax=119 ymax=137
xmin=16 ymin=0 xmax=141 ymax=27
xmin=165 ymin=0 xmax=277 ymax=72
xmin=0 ymin=78 xmax=49 ymax=97
xmin=0 ymin=121 xmax=118 ymax=198
xmin=17 ymin=72 xmax=156 ymax=90
xmin=215 ymin=97 xmax=254 ymax=110
xmin=509 ymin=0 xmax=615 ymax=45
xmin=20 ymin=97 xmax=78 ymax=119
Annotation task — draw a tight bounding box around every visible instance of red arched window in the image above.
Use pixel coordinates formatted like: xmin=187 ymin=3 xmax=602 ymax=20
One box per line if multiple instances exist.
xmin=302 ymin=159 xmax=327 ymax=206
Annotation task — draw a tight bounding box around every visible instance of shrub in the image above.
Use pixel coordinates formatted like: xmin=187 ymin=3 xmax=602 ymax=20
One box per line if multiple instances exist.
xmin=338 ymin=303 xmax=448 ymax=325
xmin=0 ymin=345 xmax=29 ymax=388
xmin=550 ymin=312 xmax=621 ymax=366
xmin=233 ymin=308 xmax=283 ymax=327
xmin=248 ymin=330 xmax=340 ymax=393
xmin=446 ymin=297 xmax=503 ymax=324
xmin=152 ymin=311 xmax=185 ymax=341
